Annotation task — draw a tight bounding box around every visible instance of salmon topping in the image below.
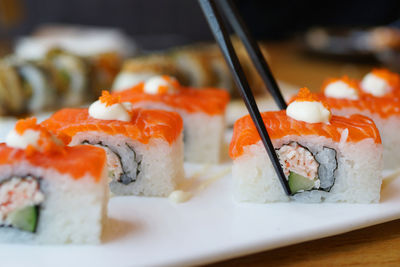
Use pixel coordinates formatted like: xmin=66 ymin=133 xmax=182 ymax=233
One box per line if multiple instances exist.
xmin=3 ymin=118 xmax=106 ymax=181
xmin=320 ymin=70 xmax=400 ymax=118
xmin=113 ymin=83 xmax=230 ymax=115
xmin=42 ymin=108 xmax=183 ymax=145
xmin=9 ymin=117 xmax=67 ymax=156
xmin=0 ymin=143 xmax=106 ymax=181
xmin=229 ymin=110 xmax=381 ymax=159
xmin=319 ymin=93 xmax=400 ymax=119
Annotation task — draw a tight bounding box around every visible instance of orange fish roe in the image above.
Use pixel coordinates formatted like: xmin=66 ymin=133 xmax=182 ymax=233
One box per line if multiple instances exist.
xmin=15 ymin=117 xmax=40 ymax=135
xmin=229 ymin=110 xmax=381 ymax=159
xmin=0 ymin=143 xmax=106 ymax=182
xmin=293 ymin=87 xmax=320 ymax=102
xmin=321 ymin=76 xmax=361 ymax=94
xmin=370 ymin=69 xmax=400 ymax=90
xmin=114 ymin=83 xmax=230 ymax=115
xmin=13 ymin=117 xmax=67 ymax=156
xmin=99 ymin=90 xmax=121 ymax=107
xmin=289 ymin=87 xmax=331 ymax=111
xmin=41 ymin=108 xmax=183 ymax=145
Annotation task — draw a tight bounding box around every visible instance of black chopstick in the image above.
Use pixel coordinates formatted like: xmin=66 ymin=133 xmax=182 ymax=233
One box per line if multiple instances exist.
xmin=198 ymin=0 xmax=291 ymax=196
xmin=218 ymin=0 xmax=287 ymax=110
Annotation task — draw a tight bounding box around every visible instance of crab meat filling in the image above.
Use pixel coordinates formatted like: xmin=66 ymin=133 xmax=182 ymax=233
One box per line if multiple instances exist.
xmin=0 ymin=176 xmax=44 ymax=232
xmin=276 ymin=142 xmax=338 ymax=193
xmin=277 ymin=142 xmax=319 ymax=184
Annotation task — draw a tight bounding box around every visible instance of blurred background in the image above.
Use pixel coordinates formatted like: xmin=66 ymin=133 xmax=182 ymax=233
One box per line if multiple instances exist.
xmin=2 ymin=0 xmax=400 ymax=45
xmin=2 ymin=0 xmax=400 ymax=47
xmin=0 ymin=0 xmax=399 ymax=117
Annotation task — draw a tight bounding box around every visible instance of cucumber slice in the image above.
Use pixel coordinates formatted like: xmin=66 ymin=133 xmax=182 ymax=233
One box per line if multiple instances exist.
xmin=8 ymin=206 xmax=38 ymax=233
xmin=288 ymin=172 xmax=316 ymax=193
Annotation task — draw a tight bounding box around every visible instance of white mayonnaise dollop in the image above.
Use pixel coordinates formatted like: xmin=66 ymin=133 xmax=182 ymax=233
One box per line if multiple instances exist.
xmin=324 ymin=81 xmax=359 ymax=100
xmin=168 ymin=190 xmax=193 ymax=203
xmin=112 ymin=72 xmax=155 ymax=92
xmin=6 ymin=129 xmax=40 ymax=149
xmin=360 ymin=73 xmax=391 ymax=96
xmin=144 ymin=76 xmax=178 ymax=94
xmin=88 ymin=100 xmax=131 ymax=122
xmin=286 ymin=101 xmax=331 ymax=123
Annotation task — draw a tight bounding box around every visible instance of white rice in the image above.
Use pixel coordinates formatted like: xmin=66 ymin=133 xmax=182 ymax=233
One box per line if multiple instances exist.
xmin=332 ymin=107 xmax=400 ymax=170
xmin=182 ymin=112 xmax=224 ymax=164
xmin=232 ymin=134 xmax=383 ymax=203
xmin=0 ymin=162 xmax=108 ymax=244
xmin=127 ymin=101 xmax=225 ymax=164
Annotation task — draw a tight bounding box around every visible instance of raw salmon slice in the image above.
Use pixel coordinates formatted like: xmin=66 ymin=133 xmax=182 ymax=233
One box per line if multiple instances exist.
xmin=42 ymin=108 xmax=183 ymax=145
xmin=230 ymin=110 xmax=381 ymax=159
xmin=113 ymin=83 xmax=230 ymax=115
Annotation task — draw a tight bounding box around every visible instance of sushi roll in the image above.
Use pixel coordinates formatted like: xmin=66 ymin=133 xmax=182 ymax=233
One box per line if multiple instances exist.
xmin=320 ymin=70 xmax=400 ymax=169
xmin=230 ymin=88 xmax=382 ymax=203
xmin=112 ymin=55 xmax=185 ymax=92
xmin=111 ymin=41 xmax=270 ymax=98
xmin=172 ymin=48 xmax=218 ymax=88
xmin=0 ymin=118 xmax=108 ymax=244
xmin=199 ymin=45 xmax=238 ymax=95
xmin=45 ymin=49 xmax=90 ymax=107
xmin=0 ymin=46 xmax=121 ymax=116
xmin=42 ymin=91 xmax=184 ymax=196
xmin=113 ymin=75 xmax=230 ymax=163
xmin=4 ymin=57 xmax=57 ymax=113
xmin=0 ymin=61 xmax=26 ymax=115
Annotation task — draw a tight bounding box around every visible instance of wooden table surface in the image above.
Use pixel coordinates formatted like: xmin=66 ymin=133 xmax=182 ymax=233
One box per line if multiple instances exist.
xmin=265 ymin=41 xmax=379 ymax=91
xmin=209 ymin=41 xmax=400 ymax=267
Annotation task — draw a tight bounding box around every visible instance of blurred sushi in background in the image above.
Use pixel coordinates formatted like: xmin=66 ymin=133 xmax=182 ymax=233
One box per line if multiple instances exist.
xmin=304 ymin=26 xmax=400 ymax=71
xmin=14 ymin=24 xmax=136 ymax=60
xmin=0 ymin=49 xmax=123 ymax=116
xmin=319 ymin=69 xmax=400 ymax=169
xmin=45 ymin=49 xmax=90 ymax=107
xmin=112 ymin=38 xmax=270 ymax=98
xmin=0 ymin=58 xmax=32 ymax=115
xmin=112 ymin=54 xmax=185 ymax=92
xmin=0 ymin=25 xmax=135 ymax=117
xmin=0 ymin=24 xmax=274 ymax=118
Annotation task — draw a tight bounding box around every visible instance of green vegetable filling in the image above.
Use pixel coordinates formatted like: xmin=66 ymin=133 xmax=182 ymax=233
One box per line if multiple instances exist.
xmin=8 ymin=205 xmax=38 ymax=233
xmin=288 ymin=172 xmax=316 ymax=193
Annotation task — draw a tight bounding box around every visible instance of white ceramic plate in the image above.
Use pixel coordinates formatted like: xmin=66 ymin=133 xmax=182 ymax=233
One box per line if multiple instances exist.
xmin=0 ymin=120 xmax=399 ymax=267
